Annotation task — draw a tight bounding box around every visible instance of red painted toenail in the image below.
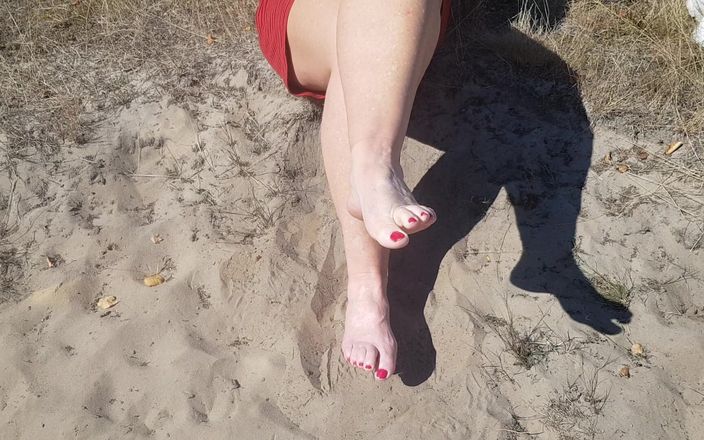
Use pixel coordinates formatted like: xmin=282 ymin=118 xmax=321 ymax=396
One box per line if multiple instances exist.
xmin=376 ymin=369 xmax=388 ymax=379
xmin=408 ymin=217 xmax=417 ymax=224
xmin=365 ymin=365 xmax=372 ymax=370
xmin=390 ymin=231 xmax=405 ymax=242
xmin=420 ymin=212 xmax=429 ymax=218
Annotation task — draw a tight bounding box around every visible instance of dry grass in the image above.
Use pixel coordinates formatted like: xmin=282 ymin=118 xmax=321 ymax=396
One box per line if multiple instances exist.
xmin=2 ymin=0 xmax=702 ymax=156
xmin=0 ymin=0 xmax=260 ymax=303
xmin=0 ymin=245 xmax=28 ymax=302
xmin=0 ymin=0 xmax=259 ymax=158
xmin=484 ymin=309 xmax=558 ymax=370
xmin=541 ymin=361 xmax=610 ymax=440
xmin=578 ymin=257 xmax=635 ymax=307
xmin=1 ymin=0 xmax=257 ymax=47
xmin=510 ymin=0 xmax=704 ymax=134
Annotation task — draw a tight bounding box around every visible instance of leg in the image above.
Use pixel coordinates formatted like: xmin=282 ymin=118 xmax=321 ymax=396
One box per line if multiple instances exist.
xmin=290 ymin=0 xmax=442 ymax=249
xmin=338 ymin=0 xmax=442 ymax=248
xmin=321 ymin=70 xmax=397 ymax=380
xmin=287 ymin=0 xmax=443 ymax=379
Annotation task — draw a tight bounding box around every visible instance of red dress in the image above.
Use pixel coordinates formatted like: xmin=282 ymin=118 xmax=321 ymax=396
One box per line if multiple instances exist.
xmin=256 ymin=0 xmax=452 ymax=100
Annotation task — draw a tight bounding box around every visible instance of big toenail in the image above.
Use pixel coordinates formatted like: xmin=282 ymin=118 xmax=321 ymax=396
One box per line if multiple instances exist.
xmin=376 ymin=369 xmax=388 ymax=379
xmin=408 ymin=217 xmax=417 ymax=224
xmin=390 ymin=231 xmax=405 ymax=242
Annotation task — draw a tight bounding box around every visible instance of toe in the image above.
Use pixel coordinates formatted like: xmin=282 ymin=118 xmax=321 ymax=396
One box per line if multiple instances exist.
xmin=407 ymin=205 xmax=436 ymax=226
xmin=370 ymin=224 xmax=409 ymax=249
xmin=341 ymin=341 xmax=353 ymax=365
xmin=392 ymin=207 xmax=421 ymax=230
xmin=375 ymin=346 xmax=396 ymax=381
xmin=351 ymin=345 xmax=367 ymax=369
xmin=362 ymin=346 xmax=379 ymax=371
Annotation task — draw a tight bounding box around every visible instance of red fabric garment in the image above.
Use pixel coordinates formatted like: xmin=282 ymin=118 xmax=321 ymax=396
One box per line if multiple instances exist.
xmin=256 ymin=0 xmax=452 ymax=101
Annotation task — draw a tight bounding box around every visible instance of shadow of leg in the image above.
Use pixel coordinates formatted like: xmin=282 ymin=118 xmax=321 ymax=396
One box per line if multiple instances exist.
xmin=388 ymin=134 xmax=499 ymax=385
xmin=505 ymin=138 xmax=633 ymax=333
xmin=387 ymin=4 xmax=633 ymax=385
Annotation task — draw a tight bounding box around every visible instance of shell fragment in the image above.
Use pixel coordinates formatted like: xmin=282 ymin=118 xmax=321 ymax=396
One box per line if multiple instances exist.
xmin=631 ymin=343 xmax=645 ymax=357
xmin=665 ymin=141 xmax=683 ymax=156
xmin=144 ymin=274 xmax=166 ymax=287
xmin=97 ymin=295 xmax=119 ymax=310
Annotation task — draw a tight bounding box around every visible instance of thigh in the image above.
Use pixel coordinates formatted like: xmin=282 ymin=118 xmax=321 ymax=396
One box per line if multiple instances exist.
xmin=287 ymin=0 xmax=340 ymax=93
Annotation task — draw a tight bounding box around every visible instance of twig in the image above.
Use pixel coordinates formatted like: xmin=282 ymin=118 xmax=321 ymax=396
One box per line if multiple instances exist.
xmin=122 ymin=173 xmax=178 ymax=179
xmin=497 ymin=428 xmax=543 ymax=436
xmin=651 ymin=193 xmax=700 ymax=218
xmin=136 ymin=134 xmax=142 ymax=173
xmin=648 ymin=153 xmax=704 ymax=182
xmin=684 ymin=385 xmax=704 ymax=398
xmin=627 ymin=172 xmax=704 ymax=207
xmin=163 ymin=143 xmax=183 ymax=176
xmin=690 ymin=229 xmax=704 ymax=252
xmin=192 ymin=121 xmax=215 ymax=171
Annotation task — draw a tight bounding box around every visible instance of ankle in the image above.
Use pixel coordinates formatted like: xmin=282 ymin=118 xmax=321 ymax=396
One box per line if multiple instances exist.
xmin=350 ymin=137 xmax=400 ymax=164
xmin=346 ymin=288 xmax=389 ymax=319
xmin=347 ymin=272 xmax=387 ymax=299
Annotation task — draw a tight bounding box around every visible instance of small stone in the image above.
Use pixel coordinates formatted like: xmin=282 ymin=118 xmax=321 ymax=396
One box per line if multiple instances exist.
xmin=616 ymin=164 xmax=630 ymax=173
xmin=631 ymin=343 xmax=645 ymax=357
xmin=618 ymin=365 xmax=631 ymax=378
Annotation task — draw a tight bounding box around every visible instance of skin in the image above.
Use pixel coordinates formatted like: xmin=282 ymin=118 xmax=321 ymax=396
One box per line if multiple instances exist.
xmin=286 ymin=0 xmax=442 ymax=380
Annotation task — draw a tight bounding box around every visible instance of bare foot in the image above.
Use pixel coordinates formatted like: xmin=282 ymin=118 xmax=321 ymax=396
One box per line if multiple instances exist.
xmin=341 ymin=275 xmax=396 ymax=380
xmin=347 ymin=144 xmax=436 ymax=249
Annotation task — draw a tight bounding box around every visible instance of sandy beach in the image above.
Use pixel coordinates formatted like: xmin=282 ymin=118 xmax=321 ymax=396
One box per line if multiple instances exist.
xmin=2 ymin=1 xmax=704 ymax=438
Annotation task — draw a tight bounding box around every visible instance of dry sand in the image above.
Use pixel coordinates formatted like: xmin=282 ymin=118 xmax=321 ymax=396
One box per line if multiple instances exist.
xmin=1 ymin=33 xmax=704 ymax=440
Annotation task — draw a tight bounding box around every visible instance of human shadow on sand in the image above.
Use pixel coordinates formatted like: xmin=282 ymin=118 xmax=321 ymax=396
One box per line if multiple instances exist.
xmin=388 ymin=0 xmax=633 ymax=386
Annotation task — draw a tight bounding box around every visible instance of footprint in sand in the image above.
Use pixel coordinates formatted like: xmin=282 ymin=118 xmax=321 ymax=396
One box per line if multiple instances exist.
xmin=292 ymin=229 xmax=345 ymax=391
